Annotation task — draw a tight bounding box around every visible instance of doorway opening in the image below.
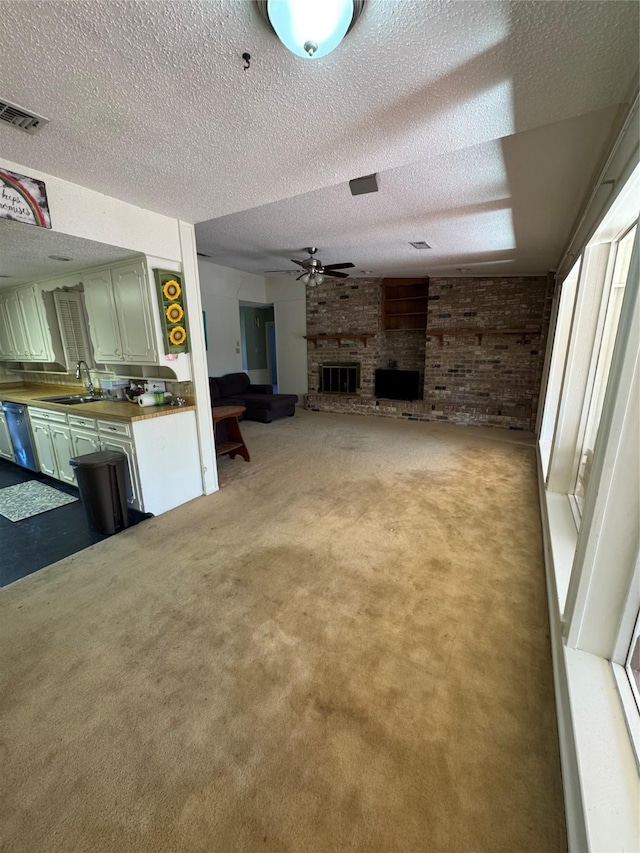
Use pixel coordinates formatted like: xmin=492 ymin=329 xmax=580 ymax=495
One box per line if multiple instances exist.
xmin=239 ymin=303 xmax=278 ymax=391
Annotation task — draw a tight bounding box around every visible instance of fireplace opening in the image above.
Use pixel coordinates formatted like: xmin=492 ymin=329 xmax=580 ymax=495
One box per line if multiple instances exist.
xmin=319 ymin=363 xmax=360 ymax=394
xmin=375 ymin=368 xmax=421 ymax=401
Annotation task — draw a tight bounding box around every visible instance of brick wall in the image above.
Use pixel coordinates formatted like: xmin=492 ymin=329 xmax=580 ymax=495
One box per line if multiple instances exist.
xmin=305 ymin=275 xmax=553 ymax=430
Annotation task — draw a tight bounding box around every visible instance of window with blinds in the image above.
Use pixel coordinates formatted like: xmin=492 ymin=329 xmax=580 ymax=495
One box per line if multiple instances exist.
xmin=53 ymin=290 xmax=94 ymax=369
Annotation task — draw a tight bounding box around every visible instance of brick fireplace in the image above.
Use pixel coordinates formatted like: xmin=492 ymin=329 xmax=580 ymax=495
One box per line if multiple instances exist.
xmin=305 ymin=275 xmax=553 ymax=430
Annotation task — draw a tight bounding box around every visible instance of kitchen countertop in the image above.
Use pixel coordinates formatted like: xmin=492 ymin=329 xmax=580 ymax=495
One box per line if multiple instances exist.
xmin=0 ymin=384 xmax=196 ymax=422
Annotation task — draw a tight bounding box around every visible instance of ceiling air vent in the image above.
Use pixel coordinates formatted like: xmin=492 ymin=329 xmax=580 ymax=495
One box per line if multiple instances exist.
xmin=409 ymin=241 xmax=431 ymax=250
xmin=0 ymin=99 xmax=49 ymax=134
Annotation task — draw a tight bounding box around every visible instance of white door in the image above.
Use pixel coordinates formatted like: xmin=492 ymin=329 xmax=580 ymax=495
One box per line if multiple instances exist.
xmin=70 ymin=428 xmax=101 ymax=459
xmin=82 ymin=270 xmax=122 ymax=362
xmin=0 ymin=298 xmax=16 ymax=360
xmin=31 ymin=422 xmax=57 ymax=477
xmin=19 ymin=285 xmax=52 ymax=361
xmin=99 ymin=435 xmax=141 ymax=510
xmin=0 ymin=411 xmax=14 ymax=461
xmin=50 ymin=424 xmax=75 ymax=484
xmin=5 ymin=290 xmax=30 ymax=360
xmin=112 ymin=263 xmax=157 ymax=364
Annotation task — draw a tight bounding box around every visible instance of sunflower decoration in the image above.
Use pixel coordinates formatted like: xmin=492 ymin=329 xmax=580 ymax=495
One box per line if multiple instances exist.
xmin=166 ymin=303 xmax=184 ymax=324
xmin=169 ymin=325 xmax=187 ymax=346
xmin=163 ymin=279 xmax=181 ymax=300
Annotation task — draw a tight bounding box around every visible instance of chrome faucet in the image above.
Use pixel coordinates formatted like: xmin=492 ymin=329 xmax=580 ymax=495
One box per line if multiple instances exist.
xmin=75 ymin=360 xmax=94 ymax=394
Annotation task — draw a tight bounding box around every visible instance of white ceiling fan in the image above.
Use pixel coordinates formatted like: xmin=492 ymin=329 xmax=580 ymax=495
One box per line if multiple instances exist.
xmin=265 ymin=247 xmax=354 ymax=286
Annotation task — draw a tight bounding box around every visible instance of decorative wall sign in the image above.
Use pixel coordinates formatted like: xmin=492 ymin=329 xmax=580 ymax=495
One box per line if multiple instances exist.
xmin=154 ymin=269 xmax=189 ymax=354
xmin=0 ymin=168 xmax=51 ymax=228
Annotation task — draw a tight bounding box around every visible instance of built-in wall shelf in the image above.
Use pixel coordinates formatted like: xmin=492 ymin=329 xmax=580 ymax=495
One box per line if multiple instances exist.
xmin=427 ymin=328 xmax=541 ymax=346
xmin=382 ymin=278 xmax=430 ymax=332
xmin=305 ymin=333 xmax=376 ymax=348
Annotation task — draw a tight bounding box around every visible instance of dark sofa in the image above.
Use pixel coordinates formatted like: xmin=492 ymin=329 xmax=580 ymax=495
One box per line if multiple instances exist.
xmin=209 ymin=372 xmax=298 ymax=423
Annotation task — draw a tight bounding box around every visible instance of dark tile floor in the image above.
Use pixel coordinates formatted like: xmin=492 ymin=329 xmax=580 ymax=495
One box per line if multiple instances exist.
xmin=0 ymin=458 xmax=148 ymax=588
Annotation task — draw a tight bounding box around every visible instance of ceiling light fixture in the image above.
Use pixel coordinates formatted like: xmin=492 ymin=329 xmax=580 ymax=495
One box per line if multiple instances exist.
xmin=300 ymin=271 xmax=324 ymax=286
xmin=257 ymin=0 xmax=365 ymax=59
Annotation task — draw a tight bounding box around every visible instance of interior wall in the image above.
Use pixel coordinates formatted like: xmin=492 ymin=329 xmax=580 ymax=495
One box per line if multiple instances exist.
xmin=265 ymin=276 xmax=308 ymax=397
xmin=305 ymin=275 xmax=553 ymax=430
xmin=197 ymin=261 xmax=266 ymax=377
xmin=0 ymin=155 xmax=217 ymax=496
xmin=0 ymin=157 xmax=182 ymax=261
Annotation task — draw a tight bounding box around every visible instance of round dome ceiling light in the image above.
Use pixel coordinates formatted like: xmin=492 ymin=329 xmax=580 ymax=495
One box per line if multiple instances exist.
xmin=257 ymin=0 xmax=365 ymax=60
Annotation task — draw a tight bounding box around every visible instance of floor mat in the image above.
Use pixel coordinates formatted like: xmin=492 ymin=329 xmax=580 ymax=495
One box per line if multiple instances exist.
xmin=0 ymin=480 xmax=79 ymax=522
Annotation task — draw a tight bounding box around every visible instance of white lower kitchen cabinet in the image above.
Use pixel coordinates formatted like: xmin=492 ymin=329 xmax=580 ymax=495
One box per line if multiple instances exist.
xmin=0 ymin=410 xmax=14 ymax=461
xmin=27 ymin=404 xmax=201 ymax=517
xmin=70 ymin=428 xmax=101 ymax=459
xmin=30 ymin=420 xmax=59 ymax=478
xmin=50 ymin=424 xmax=75 ymax=484
xmin=29 ymin=409 xmax=75 ymax=481
xmin=131 ymin=409 xmax=202 ymax=516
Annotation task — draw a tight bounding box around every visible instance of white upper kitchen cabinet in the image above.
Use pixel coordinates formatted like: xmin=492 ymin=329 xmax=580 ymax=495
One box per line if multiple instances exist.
xmin=83 ymin=261 xmax=157 ymax=365
xmin=112 ymin=263 xmax=157 ymax=363
xmin=0 ymin=286 xmax=56 ymax=362
xmin=82 ymin=269 xmax=122 ymax=362
xmin=5 ymin=290 xmax=30 ymax=360
xmin=19 ymin=285 xmax=54 ymax=361
xmin=0 ymin=298 xmax=16 ymax=359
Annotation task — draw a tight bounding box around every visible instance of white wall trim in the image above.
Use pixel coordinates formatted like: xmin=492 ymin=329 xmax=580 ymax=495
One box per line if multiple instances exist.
xmin=178 ymin=222 xmax=218 ymax=495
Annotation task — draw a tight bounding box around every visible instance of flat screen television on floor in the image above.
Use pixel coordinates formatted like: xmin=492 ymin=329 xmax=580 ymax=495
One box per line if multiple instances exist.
xmin=375 ymin=369 xmax=421 ymax=401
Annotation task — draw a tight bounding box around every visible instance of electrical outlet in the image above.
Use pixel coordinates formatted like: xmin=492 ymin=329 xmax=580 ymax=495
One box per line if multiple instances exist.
xmin=144 ymin=380 xmax=166 ymax=393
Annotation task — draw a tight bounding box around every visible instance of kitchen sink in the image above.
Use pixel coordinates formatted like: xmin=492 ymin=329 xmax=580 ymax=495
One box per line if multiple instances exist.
xmin=35 ymin=394 xmax=104 ymax=405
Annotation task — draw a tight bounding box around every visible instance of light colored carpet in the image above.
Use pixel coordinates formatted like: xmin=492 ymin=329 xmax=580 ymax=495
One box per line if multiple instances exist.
xmin=0 ymin=410 xmax=566 ymax=853
xmin=0 ymin=480 xmax=78 ymax=522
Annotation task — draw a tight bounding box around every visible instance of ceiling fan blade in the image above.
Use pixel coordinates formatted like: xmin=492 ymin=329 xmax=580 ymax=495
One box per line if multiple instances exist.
xmin=264 ymin=269 xmax=295 ymax=273
xmin=324 ymin=270 xmax=349 ymax=278
xmin=291 ymin=259 xmax=308 ymax=268
xmin=322 ymin=262 xmax=355 ymax=270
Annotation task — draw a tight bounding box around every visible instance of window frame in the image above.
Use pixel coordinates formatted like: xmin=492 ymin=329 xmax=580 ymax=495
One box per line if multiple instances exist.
xmin=570 ymin=221 xmax=638 ymax=520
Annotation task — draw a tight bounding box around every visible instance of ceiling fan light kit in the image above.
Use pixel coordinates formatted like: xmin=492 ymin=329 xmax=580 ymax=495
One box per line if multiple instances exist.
xmin=257 ymin=0 xmax=365 ymax=59
xmin=288 ymin=247 xmax=355 ymax=286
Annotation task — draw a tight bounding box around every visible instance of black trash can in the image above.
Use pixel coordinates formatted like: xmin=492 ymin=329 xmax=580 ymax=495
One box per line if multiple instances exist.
xmin=69 ymin=450 xmax=130 ymax=535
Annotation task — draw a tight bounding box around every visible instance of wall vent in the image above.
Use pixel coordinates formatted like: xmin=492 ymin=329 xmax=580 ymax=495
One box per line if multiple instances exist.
xmin=409 ymin=241 xmax=431 ymax=250
xmin=0 ymin=99 xmax=49 ymax=134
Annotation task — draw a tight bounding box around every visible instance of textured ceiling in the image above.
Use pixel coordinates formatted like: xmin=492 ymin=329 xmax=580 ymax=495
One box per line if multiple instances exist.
xmin=196 ymin=106 xmax=621 ymax=276
xmin=0 ymin=221 xmax=137 ymax=288
xmin=1 ymin=0 xmax=638 ymax=276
